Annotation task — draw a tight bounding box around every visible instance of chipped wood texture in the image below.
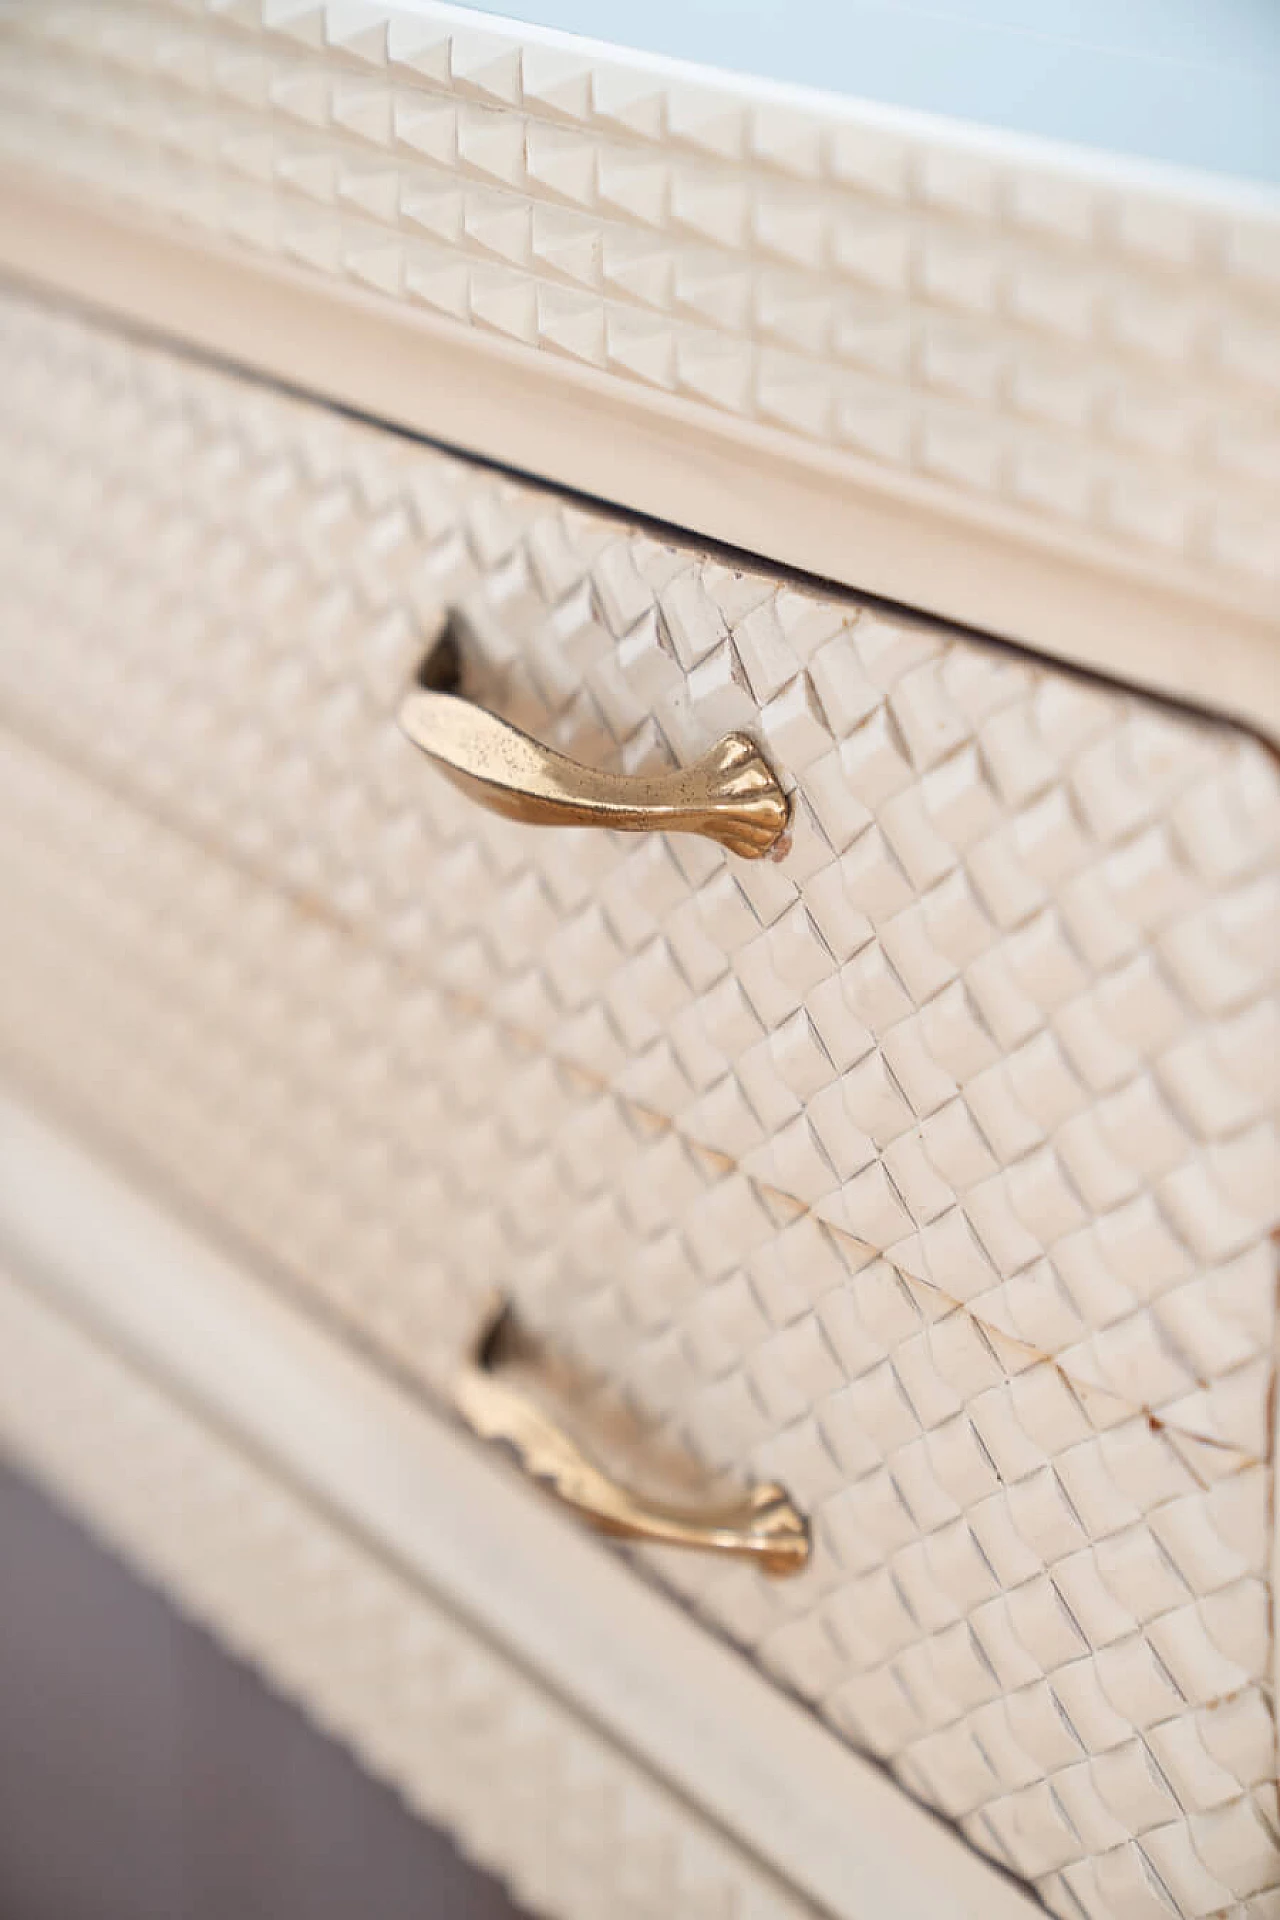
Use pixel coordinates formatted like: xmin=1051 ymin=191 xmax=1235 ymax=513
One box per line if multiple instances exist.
xmin=0 ymin=290 xmax=1277 ymax=1918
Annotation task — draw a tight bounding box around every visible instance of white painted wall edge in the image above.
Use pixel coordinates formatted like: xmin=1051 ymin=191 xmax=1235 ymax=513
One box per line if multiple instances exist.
xmin=0 ymin=1088 xmax=1039 ymax=1920
xmin=0 ymin=176 xmax=1274 ymax=746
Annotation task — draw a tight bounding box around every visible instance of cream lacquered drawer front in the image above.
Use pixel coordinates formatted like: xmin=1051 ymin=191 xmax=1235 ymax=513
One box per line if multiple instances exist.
xmin=1 ymin=286 xmax=1279 ymax=1919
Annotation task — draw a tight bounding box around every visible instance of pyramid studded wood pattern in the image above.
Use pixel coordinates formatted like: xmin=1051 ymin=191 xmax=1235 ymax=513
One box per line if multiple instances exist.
xmin=0 ymin=0 xmax=1277 ymax=609
xmin=0 ymin=288 xmax=1277 ymax=1918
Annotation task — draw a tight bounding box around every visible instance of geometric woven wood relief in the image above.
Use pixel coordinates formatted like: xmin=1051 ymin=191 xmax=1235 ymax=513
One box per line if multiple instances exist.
xmin=0 ymin=286 xmax=1277 ymax=1918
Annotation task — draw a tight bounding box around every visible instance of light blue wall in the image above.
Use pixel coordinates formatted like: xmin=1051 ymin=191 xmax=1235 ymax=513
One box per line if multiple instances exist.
xmin=466 ymin=0 xmax=1280 ymax=187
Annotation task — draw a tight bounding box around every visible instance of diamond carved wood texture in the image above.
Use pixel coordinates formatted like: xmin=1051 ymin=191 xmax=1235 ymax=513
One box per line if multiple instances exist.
xmin=0 ymin=290 xmax=1278 ymax=1919
xmin=0 ymin=0 xmax=1277 ymax=608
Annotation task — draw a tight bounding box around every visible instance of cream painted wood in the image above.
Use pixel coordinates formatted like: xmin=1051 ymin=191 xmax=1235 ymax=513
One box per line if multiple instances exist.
xmin=0 ymin=2 xmax=1276 ymax=730
xmin=0 ymin=288 xmax=1276 ymax=1919
xmin=0 ymin=1090 xmax=1038 ymax=1920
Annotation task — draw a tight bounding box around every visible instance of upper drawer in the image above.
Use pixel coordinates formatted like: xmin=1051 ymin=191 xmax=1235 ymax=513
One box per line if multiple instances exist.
xmin=1 ymin=286 xmax=1278 ymax=1919
xmin=2 ymin=0 xmax=1278 ymax=731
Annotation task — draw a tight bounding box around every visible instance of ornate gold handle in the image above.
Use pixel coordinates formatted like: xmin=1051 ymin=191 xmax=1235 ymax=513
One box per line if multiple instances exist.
xmin=454 ymin=1303 xmax=810 ymax=1577
xmin=399 ymin=629 xmax=790 ymax=859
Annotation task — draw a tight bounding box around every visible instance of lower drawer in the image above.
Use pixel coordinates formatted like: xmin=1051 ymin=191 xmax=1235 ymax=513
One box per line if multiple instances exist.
xmin=0 ymin=1095 xmax=1026 ymax=1920
xmin=0 ymin=1251 xmax=813 ymax=1920
xmin=0 ymin=285 xmax=1277 ymax=1920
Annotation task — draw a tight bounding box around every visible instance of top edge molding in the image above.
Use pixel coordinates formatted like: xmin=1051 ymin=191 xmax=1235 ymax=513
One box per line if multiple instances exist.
xmin=0 ymin=0 xmax=1277 ymax=730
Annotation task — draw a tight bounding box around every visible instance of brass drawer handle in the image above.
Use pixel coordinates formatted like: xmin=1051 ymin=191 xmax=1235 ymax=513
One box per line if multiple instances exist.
xmin=455 ymin=1303 xmax=810 ymax=1577
xmin=399 ymin=627 xmax=790 ymax=859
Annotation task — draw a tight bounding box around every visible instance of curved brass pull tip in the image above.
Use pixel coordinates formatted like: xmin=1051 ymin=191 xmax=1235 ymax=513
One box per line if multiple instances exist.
xmin=455 ymin=1302 xmax=810 ymax=1577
